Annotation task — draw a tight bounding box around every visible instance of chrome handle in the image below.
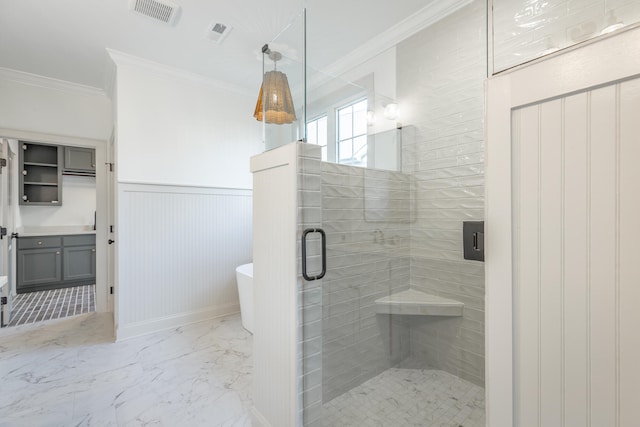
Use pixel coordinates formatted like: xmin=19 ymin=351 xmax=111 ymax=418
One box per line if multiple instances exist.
xmin=91 ymin=248 xmax=96 ymax=252
xmin=37 ymin=241 xmax=42 ymax=245
xmin=22 ymin=170 xmax=27 ymax=175
xmin=56 ymin=251 xmax=60 ymax=255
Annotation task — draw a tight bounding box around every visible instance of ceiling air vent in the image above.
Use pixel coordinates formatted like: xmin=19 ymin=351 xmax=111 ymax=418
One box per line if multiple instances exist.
xmin=130 ymin=0 xmax=180 ymax=25
xmin=206 ymin=22 xmax=233 ymax=44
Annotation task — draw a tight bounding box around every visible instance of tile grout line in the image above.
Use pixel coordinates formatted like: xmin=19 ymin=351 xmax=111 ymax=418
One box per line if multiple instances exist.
xmin=7 ymin=285 xmax=96 ymax=327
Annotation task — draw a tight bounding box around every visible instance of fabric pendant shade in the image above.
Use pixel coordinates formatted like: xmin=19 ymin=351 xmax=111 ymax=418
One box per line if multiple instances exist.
xmin=253 ymin=70 xmax=296 ymax=124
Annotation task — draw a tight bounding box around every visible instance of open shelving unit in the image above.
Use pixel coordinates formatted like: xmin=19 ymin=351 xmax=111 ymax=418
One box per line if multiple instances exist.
xmin=20 ymin=142 xmax=63 ymax=205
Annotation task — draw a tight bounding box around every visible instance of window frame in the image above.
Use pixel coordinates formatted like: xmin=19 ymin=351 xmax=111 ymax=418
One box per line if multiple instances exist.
xmin=335 ymin=97 xmax=368 ymax=167
xmin=305 ymin=114 xmax=329 ymax=161
xmin=305 ymin=90 xmax=369 ymax=164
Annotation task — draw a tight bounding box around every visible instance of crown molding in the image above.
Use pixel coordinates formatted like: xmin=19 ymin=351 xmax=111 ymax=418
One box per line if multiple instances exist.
xmin=0 ymin=126 xmax=106 ymax=146
xmin=318 ymin=0 xmax=473 ymax=79
xmin=106 ymin=49 xmax=254 ymax=97
xmin=0 ymin=67 xmax=107 ymax=97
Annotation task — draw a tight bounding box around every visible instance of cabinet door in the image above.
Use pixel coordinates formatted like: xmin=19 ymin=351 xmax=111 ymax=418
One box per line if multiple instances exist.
xmin=20 ymin=142 xmax=62 ymax=205
xmin=64 ymin=147 xmax=95 ymax=173
xmin=18 ymin=248 xmax=62 ymax=287
xmin=63 ymin=245 xmax=96 ymax=282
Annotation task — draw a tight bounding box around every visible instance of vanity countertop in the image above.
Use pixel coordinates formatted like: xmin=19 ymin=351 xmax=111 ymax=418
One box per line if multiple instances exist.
xmin=18 ymin=226 xmax=96 ymax=237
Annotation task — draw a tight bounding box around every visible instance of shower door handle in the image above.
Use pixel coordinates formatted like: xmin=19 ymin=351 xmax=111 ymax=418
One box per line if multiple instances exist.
xmin=302 ymin=228 xmax=326 ymax=281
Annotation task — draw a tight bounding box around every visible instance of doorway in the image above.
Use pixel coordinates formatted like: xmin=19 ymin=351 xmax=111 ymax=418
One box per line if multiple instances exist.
xmin=0 ymin=130 xmax=112 ymax=330
xmin=486 ymin=26 xmax=640 ymax=426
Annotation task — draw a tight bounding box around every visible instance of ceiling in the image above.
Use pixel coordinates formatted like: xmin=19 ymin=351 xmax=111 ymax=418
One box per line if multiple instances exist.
xmin=0 ymin=0 xmax=440 ymax=92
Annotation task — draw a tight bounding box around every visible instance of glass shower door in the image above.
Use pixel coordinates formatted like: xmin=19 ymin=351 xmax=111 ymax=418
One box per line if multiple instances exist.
xmin=299 ymin=143 xmax=414 ymax=425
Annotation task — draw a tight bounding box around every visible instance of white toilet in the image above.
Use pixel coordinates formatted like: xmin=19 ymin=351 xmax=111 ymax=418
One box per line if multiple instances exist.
xmin=235 ymin=263 xmax=254 ymax=334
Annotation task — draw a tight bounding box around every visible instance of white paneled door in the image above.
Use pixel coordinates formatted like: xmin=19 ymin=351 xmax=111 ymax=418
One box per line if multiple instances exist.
xmin=0 ymin=139 xmax=16 ymax=326
xmin=486 ymin=27 xmax=640 ymax=426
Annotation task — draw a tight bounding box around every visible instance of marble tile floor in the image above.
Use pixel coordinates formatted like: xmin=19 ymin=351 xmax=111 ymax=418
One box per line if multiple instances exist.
xmin=323 ymin=364 xmax=485 ymax=427
xmin=0 ymin=312 xmax=252 ymax=426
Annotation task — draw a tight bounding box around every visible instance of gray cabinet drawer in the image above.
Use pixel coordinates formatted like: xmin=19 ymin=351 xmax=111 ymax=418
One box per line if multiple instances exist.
xmin=63 ymin=234 xmax=95 ymax=247
xmin=19 ymin=236 xmax=62 ymax=249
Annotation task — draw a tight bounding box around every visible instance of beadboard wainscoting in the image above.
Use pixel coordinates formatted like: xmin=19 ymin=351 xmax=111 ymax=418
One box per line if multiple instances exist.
xmin=116 ymin=183 xmax=252 ymax=340
xmin=510 ymin=79 xmax=640 ymax=427
xmin=251 ymin=143 xmax=299 ymax=427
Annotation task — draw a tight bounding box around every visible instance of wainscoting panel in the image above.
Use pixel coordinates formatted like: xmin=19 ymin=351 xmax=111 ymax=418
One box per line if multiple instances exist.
xmin=512 ymin=78 xmax=640 ymax=426
xmin=250 ymin=143 xmax=299 ymax=427
xmin=117 ymin=183 xmax=252 ymax=339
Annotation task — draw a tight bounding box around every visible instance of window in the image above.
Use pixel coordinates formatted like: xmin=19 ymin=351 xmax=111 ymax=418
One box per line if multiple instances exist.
xmin=337 ymin=99 xmax=368 ymax=167
xmin=306 ymin=116 xmax=328 ymax=161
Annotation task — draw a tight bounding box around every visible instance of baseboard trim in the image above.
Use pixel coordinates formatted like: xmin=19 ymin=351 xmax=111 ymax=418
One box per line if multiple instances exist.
xmin=115 ymin=303 xmax=239 ymax=341
xmin=250 ymin=406 xmax=273 ymax=427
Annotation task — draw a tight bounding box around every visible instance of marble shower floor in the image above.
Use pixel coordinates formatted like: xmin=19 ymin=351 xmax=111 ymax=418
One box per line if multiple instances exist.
xmin=323 ymin=365 xmax=485 ymax=427
xmin=0 ymin=312 xmax=252 ymax=426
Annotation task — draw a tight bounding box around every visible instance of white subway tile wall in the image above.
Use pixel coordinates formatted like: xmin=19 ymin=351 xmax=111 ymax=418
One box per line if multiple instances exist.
xmin=493 ymin=0 xmax=640 ymax=72
xmin=297 ymin=143 xmax=324 ymax=427
xmin=398 ymin=0 xmax=487 ymax=386
xmin=320 ymin=162 xmax=412 ymax=402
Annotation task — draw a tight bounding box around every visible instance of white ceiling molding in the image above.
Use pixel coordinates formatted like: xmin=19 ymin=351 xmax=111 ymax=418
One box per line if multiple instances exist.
xmin=318 ymin=0 xmax=472 ymax=80
xmin=0 ymin=127 xmax=106 ymax=146
xmin=106 ymin=49 xmax=254 ymax=98
xmin=0 ymin=67 xmax=107 ymax=98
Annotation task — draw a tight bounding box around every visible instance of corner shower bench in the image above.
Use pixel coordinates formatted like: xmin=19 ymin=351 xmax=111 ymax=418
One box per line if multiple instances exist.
xmin=375 ymin=289 xmax=464 ymax=316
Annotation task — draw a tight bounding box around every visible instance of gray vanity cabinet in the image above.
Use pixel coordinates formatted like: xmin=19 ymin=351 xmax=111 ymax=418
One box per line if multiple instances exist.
xmin=17 ymin=234 xmax=96 ymax=293
xmin=63 ymin=236 xmax=96 ymax=282
xmin=63 ymin=146 xmax=96 ymax=176
xmin=18 ymin=247 xmax=63 ymax=287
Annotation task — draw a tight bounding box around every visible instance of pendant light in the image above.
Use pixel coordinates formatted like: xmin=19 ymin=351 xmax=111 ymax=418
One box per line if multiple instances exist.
xmin=254 ymin=46 xmax=296 ymax=125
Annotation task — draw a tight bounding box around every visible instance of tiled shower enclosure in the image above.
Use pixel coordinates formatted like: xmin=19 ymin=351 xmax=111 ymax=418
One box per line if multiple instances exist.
xmin=299 ymin=2 xmax=487 ymax=425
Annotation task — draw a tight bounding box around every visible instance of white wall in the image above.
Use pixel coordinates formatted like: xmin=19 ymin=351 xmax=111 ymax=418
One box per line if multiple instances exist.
xmin=110 ymin=52 xmax=261 ymax=339
xmin=111 ymin=53 xmax=263 ymax=189
xmin=0 ymin=72 xmax=112 ymax=141
xmin=20 ymin=175 xmax=96 ymax=227
xmin=304 ymin=47 xmax=398 ymax=167
xmin=0 ymin=71 xmax=111 ymax=312
xmin=340 ymin=47 xmax=397 ymax=136
xmin=117 ymin=184 xmax=252 ymax=339
xmin=0 ymin=69 xmax=108 ymax=231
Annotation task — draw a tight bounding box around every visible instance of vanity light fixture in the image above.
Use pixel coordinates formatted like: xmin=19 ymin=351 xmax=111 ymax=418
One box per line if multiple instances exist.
xmin=383 ymin=103 xmax=399 ymax=120
xmin=600 ymin=10 xmax=624 ymax=35
xmin=254 ymin=45 xmax=296 ymax=125
xmin=367 ymin=110 xmax=376 ymax=125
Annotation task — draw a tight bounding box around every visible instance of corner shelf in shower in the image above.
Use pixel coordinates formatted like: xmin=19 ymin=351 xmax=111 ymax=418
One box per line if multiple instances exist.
xmin=375 ymin=289 xmax=464 ymax=316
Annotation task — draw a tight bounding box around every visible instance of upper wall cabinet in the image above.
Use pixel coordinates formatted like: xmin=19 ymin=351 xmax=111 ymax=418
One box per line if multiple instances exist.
xmin=19 ymin=141 xmax=63 ymax=205
xmin=63 ymin=146 xmax=96 ymax=176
